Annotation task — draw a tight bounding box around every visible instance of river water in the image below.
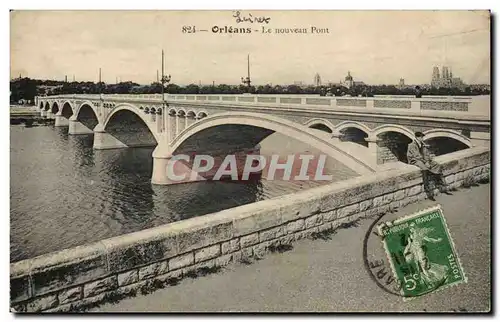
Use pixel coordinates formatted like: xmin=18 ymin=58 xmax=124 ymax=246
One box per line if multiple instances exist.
xmin=10 ymin=125 xmax=356 ymax=262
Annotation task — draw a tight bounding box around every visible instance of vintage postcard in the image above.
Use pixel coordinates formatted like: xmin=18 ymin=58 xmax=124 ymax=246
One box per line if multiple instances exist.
xmin=9 ymin=10 xmax=490 ymax=313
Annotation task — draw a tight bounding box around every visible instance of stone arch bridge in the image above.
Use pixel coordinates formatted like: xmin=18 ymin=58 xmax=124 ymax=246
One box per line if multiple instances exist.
xmin=35 ymin=94 xmax=490 ymax=185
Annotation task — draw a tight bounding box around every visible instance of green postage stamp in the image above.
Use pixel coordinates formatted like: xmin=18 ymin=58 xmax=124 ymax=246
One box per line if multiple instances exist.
xmin=378 ymin=205 xmax=467 ymax=299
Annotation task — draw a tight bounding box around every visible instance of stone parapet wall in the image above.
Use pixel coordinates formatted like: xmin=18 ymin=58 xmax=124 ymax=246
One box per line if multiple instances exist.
xmin=10 ymin=146 xmax=490 ymax=312
xmin=420 ymin=101 xmax=468 ymax=112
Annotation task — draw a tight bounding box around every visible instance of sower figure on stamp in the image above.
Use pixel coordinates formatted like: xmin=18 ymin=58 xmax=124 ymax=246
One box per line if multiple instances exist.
xmin=407 ymin=132 xmax=449 ymax=200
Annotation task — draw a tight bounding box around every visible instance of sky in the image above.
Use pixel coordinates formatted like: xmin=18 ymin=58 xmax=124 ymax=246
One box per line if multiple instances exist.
xmin=10 ymin=10 xmax=491 ymax=85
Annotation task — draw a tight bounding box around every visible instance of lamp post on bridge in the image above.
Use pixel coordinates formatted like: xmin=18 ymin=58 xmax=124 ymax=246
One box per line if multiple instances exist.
xmin=241 ymin=54 xmax=252 ymax=93
xmin=161 ymin=49 xmax=171 ymax=106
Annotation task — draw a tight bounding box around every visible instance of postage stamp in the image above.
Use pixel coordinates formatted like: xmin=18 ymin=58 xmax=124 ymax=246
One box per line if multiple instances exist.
xmin=377 ymin=205 xmax=467 ymax=299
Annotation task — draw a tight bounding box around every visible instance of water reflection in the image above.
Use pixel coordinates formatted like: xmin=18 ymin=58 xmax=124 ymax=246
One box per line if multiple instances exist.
xmin=10 ymin=125 xmax=353 ymax=262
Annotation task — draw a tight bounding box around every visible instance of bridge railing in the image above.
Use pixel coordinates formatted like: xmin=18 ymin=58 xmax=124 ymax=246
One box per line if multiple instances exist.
xmin=39 ymin=93 xmax=477 ymax=114
xmin=166 ymin=94 xmax=473 ymax=113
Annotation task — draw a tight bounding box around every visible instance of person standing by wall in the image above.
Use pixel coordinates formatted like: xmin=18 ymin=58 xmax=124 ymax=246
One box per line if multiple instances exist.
xmin=407 ymin=132 xmax=450 ymax=200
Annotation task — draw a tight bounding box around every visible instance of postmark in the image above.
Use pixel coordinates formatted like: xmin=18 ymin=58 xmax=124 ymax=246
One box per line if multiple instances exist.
xmin=377 ymin=205 xmax=467 ymax=299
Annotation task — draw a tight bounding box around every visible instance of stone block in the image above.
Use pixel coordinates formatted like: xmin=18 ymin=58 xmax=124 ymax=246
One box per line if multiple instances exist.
xmin=417 ymin=192 xmax=427 ymax=201
xmin=232 ymin=207 xmax=281 ymax=237
xmin=231 ymin=251 xmax=242 ymax=263
xmin=406 ymin=185 xmax=422 ymax=196
xmin=337 ymin=203 xmax=360 ymax=218
xmin=455 ymin=171 xmax=464 ymax=181
xmin=184 ymin=259 xmax=217 ymax=276
xmin=221 ymin=239 xmax=240 ymax=254
xmin=305 ymin=214 xmax=323 ymax=229
xmin=407 ymin=195 xmax=419 ymax=204
xmin=445 ymin=174 xmax=456 ymax=184
xmin=240 ymin=233 xmax=259 ymax=248
xmin=373 ymin=195 xmax=385 ymax=207
xmin=115 ymin=279 xmax=150 ymax=298
xmin=83 ymin=276 xmax=117 ymax=298
xmin=322 ymin=209 xmax=337 ymax=222
xmin=117 ymin=270 xmax=138 ymax=286
xmin=394 ymin=190 xmax=405 ymax=201
xmin=359 ymin=200 xmax=373 ymax=212
xmin=30 ymin=243 xmax=108 ymax=297
xmin=240 ymin=247 xmax=253 ymax=261
xmin=11 ymin=303 xmax=26 ymax=313
xmin=259 ymin=226 xmax=285 ymax=242
xmin=156 ymin=268 xmax=183 ymax=284
xmin=75 ymin=292 xmax=108 ymax=310
xmin=317 ymin=222 xmax=333 ymax=232
xmin=58 ymin=286 xmax=82 ymax=304
xmin=399 ymin=198 xmax=412 ymax=208
xmin=389 ymin=201 xmax=400 ymax=211
xmin=280 ymin=195 xmax=321 ymax=222
xmin=300 ymin=227 xmax=319 ymax=239
xmin=10 ymin=275 xmax=31 ymax=303
xmin=286 ymin=219 xmax=305 ymax=233
xmin=278 ymin=234 xmax=296 ymax=245
xmin=194 ymin=245 xmax=221 ymax=263
xmin=176 ymin=221 xmax=233 ymax=255
xmin=216 ymin=254 xmax=233 ymax=267
xmin=454 ymin=180 xmax=464 ymax=188
xmin=168 ymin=253 xmax=194 ymax=271
xmin=138 ymin=261 xmax=169 ymax=280
xmin=253 ymin=242 xmax=270 ymax=259
xmin=26 ymin=294 xmax=59 ymax=312
xmin=383 ymin=193 xmax=395 ymax=204
xmin=102 ymin=232 xmax=177 ymax=273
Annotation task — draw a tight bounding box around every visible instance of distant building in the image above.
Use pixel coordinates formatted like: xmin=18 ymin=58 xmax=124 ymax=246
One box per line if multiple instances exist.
xmin=398 ymin=78 xmax=405 ymax=89
xmin=431 ymin=66 xmax=466 ymax=89
xmin=293 ymin=81 xmax=303 ymax=86
xmin=338 ymin=71 xmax=365 ymax=89
xmin=313 ymin=73 xmax=321 ymax=86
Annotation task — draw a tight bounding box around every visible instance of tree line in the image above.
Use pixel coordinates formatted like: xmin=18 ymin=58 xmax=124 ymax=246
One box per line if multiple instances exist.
xmin=10 ymin=77 xmax=491 ymax=103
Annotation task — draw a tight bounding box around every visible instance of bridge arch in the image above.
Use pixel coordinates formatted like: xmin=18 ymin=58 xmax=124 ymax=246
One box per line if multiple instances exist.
xmin=371 ymin=124 xmax=415 ymax=141
xmin=371 ymin=125 xmax=415 ymax=164
xmin=51 ymin=102 xmax=60 ymax=114
xmin=304 ymin=118 xmax=335 ymax=133
xmin=74 ymin=101 xmax=100 ymax=132
xmin=61 ymin=102 xmax=74 ymax=119
xmin=39 ymin=101 xmax=44 ymax=110
xmin=333 ymin=121 xmax=372 ymax=147
xmin=102 ymin=103 xmax=160 ymax=143
xmin=170 ymin=112 xmax=375 ymax=175
xmin=44 ymin=102 xmax=50 ymax=111
xmin=423 ymin=129 xmax=471 ymax=156
xmin=196 ymin=111 xmax=208 ymax=120
xmin=334 ymin=121 xmax=372 ymax=136
xmin=73 ymin=100 xmax=97 ymax=118
xmin=423 ymin=129 xmax=472 ymax=147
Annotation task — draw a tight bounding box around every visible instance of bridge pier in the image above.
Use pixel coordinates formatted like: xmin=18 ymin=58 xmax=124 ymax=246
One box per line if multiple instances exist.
xmin=40 ymin=110 xmax=47 ymax=118
xmin=93 ymin=124 xmax=128 ymax=149
xmin=68 ymin=116 xmax=94 ymax=135
xmin=46 ymin=110 xmax=54 ymax=119
xmin=54 ymin=114 xmax=70 ymax=127
xmin=151 ymin=144 xmax=174 ymax=185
